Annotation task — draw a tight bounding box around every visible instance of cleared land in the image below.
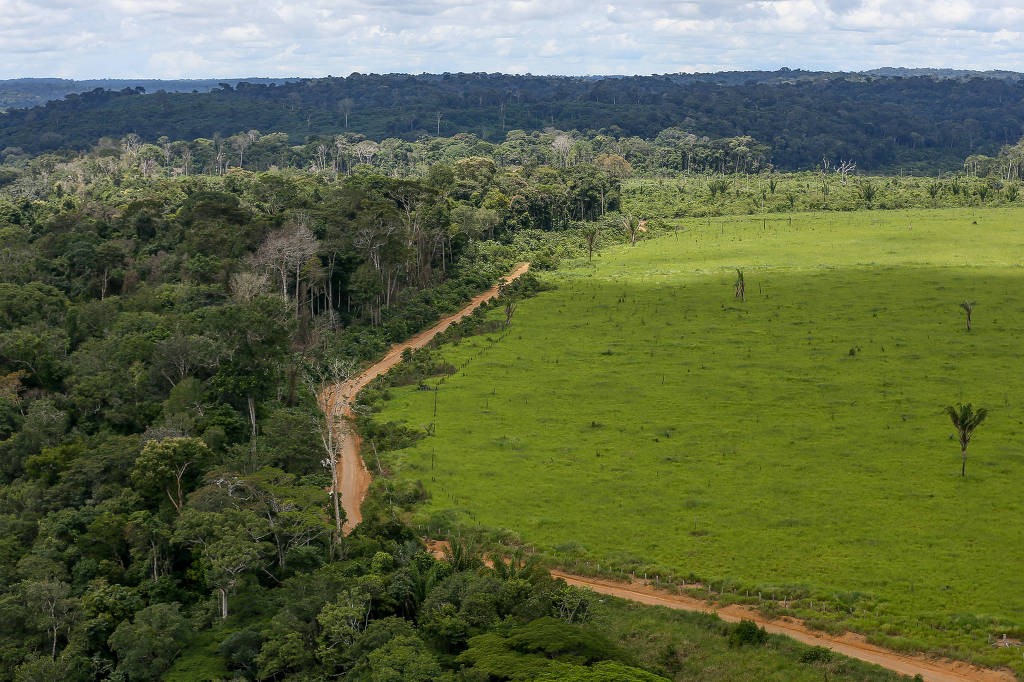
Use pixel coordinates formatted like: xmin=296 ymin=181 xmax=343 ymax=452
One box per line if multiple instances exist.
xmin=374 ymin=207 xmax=1024 ymax=673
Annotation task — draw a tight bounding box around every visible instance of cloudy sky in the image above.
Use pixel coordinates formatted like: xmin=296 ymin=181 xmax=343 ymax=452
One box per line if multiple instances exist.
xmin=2 ymin=0 xmax=1022 ymax=79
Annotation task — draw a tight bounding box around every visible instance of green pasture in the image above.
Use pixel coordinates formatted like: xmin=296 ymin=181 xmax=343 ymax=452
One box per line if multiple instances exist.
xmin=372 ymin=207 xmax=1024 ymax=670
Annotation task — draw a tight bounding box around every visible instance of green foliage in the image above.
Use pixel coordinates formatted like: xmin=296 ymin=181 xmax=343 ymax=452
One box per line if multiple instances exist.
xmin=506 ymin=616 xmax=625 ymax=663
xmin=532 ymin=661 xmax=670 ymax=682
xmin=620 ymin=173 xmax=1021 ymax=222
xmin=108 ymin=602 xmax=190 ymax=681
xmin=458 ymin=617 xmax=662 ymax=681
xmin=131 ymin=437 xmax=212 ymax=514
xmin=257 ymin=406 xmax=323 ymax=474
xmin=217 ymin=628 xmax=263 ymax=677
xmin=13 ymin=652 xmax=90 ymax=682
xmin=944 ymin=402 xmax=989 ymax=476
xmin=729 ymin=620 xmax=768 ymax=647
xmin=800 ymin=645 xmax=834 ymax=663
xmin=364 ymin=634 xmax=442 ymax=682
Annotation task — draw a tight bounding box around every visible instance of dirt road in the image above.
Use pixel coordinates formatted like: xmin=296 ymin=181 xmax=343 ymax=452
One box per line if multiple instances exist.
xmin=552 ymin=571 xmax=1016 ymax=682
xmin=321 ymin=262 xmax=530 ymax=533
xmin=323 ymin=261 xmax=1016 ymax=681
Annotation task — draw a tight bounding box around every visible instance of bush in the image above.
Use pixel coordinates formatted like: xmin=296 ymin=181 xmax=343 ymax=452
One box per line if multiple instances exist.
xmin=799 ymin=645 xmax=833 ymax=663
xmin=728 ymin=619 xmax=767 ymax=648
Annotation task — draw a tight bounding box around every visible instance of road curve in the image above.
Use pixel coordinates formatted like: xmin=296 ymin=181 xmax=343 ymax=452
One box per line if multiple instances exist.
xmin=321 ymin=262 xmax=530 ymax=533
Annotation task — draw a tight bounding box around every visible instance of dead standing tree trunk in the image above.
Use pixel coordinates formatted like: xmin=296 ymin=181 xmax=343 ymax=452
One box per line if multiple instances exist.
xmin=734 ymin=269 xmax=746 ymax=302
xmin=959 ymin=300 xmax=975 ymax=331
xmin=307 ymin=359 xmax=357 ymax=554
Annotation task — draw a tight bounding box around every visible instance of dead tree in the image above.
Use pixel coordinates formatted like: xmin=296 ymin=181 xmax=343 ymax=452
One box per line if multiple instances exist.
xmin=734 ymin=269 xmax=746 ymax=302
xmin=959 ymin=301 xmax=976 ymax=331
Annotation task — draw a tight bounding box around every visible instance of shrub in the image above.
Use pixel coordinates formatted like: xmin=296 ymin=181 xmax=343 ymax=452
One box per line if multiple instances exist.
xmin=729 ymin=619 xmax=767 ymax=647
xmin=799 ymin=646 xmax=833 ymax=663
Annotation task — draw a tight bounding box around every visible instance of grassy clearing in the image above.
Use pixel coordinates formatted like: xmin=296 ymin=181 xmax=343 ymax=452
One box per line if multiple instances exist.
xmin=371 ymin=207 xmax=1024 ymax=672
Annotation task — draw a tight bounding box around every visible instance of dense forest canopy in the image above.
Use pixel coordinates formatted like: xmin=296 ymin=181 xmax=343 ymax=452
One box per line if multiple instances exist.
xmin=0 ymin=143 xmax=599 ymax=680
xmin=2 ymin=71 xmax=1024 ymax=172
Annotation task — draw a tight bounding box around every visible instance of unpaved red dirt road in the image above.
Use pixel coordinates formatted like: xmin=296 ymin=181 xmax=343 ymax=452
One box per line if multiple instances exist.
xmin=325 ymin=261 xmax=1016 ymax=682
xmin=552 ymin=572 xmax=1016 ymax=682
xmin=320 ymin=262 xmax=530 ymax=533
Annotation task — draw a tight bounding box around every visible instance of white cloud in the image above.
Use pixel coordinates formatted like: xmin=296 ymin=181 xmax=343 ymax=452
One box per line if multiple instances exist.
xmin=0 ymin=0 xmax=1021 ymax=78
xmin=221 ymin=24 xmax=266 ymax=44
xmin=147 ymin=50 xmax=213 ymax=79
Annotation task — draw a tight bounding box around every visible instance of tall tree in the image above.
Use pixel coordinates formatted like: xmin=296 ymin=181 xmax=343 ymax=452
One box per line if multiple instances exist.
xmin=307 ymin=358 xmax=357 ymax=549
xmin=131 ymin=437 xmax=212 ymax=514
xmin=253 ymin=222 xmax=320 ymax=317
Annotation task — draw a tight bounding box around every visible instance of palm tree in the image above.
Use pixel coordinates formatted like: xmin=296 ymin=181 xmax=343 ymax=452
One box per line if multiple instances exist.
xmin=620 ymin=213 xmax=642 ymax=246
xmin=945 ymin=403 xmax=988 ymax=477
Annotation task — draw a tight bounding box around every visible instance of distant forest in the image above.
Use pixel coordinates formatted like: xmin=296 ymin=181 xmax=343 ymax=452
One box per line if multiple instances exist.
xmin=2 ymin=71 xmax=1024 ymax=172
xmin=0 ymin=78 xmax=296 ymax=111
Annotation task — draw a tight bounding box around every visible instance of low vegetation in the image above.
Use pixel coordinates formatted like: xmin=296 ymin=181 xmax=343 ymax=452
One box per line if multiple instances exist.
xmin=370 ymin=207 xmax=1024 ymax=673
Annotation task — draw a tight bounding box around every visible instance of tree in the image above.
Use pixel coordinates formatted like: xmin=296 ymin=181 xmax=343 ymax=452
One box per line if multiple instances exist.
xmin=108 ymin=602 xmax=190 ymax=680
xmin=945 ymin=403 xmax=988 ymax=477
xmin=204 ymin=530 xmax=263 ymax=619
xmin=252 ymin=222 xmax=320 ymax=318
xmin=13 ymin=652 xmax=89 ymax=682
xmin=582 ymin=224 xmax=600 ymax=263
xmin=619 ymin=213 xmax=642 ymax=246
xmin=308 ymin=358 xmax=357 ymax=546
xmin=858 ymin=179 xmax=878 ymax=207
xmin=552 ymin=134 xmax=574 ymax=168
xmin=959 ymin=300 xmax=976 ymax=331
xmin=366 ymin=635 xmax=442 ymax=682
xmin=499 ymin=280 xmax=519 ymax=330
xmin=131 ymin=437 xmax=212 ymax=513
xmin=20 ymin=579 xmax=77 ymax=660
xmin=205 ymin=468 xmax=332 ymax=569
xmin=153 ymin=330 xmax=221 ymax=387
xmin=338 ymin=98 xmax=354 ymax=128
xmin=734 ymin=269 xmax=745 ymax=302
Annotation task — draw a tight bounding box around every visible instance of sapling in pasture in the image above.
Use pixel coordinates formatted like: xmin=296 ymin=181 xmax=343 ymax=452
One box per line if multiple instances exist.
xmin=734 ymin=269 xmax=746 ymax=302
xmin=945 ymin=402 xmax=988 ymax=477
xmin=959 ymin=300 xmax=976 ymax=331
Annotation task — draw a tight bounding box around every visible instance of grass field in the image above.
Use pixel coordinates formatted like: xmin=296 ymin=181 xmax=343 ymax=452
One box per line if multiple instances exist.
xmin=371 ymin=207 xmax=1024 ymax=671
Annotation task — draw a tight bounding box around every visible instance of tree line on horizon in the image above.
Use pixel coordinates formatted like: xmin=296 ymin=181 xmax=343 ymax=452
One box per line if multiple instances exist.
xmin=2 ymin=72 xmax=1023 ymax=172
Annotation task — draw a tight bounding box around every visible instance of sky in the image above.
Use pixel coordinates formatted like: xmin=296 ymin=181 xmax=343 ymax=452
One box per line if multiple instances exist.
xmin=1 ymin=0 xmax=1022 ymax=79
